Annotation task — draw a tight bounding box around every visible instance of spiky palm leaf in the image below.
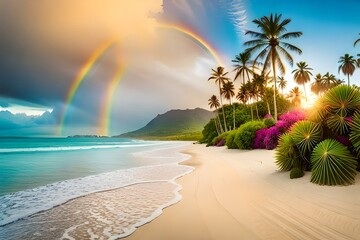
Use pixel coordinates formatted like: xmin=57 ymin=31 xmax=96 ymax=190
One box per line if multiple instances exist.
xmin=311 ymin=139 xmax=357 ymax=186
xmin=275 ymin=133 xmax=300 ymax=171
xmin=290 ymin=121 xmax=323 ymax=157
xmin=349 ymin=111 xmax=360 ymax=157
xmin=326 ymin=112 xmax=351 ymax=135
xmin=323 ymin=85 xmax=360 ymax=116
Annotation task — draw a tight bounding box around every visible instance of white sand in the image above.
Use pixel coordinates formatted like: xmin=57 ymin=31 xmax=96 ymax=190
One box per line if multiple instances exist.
xmin=125 ymin=144 xmax=360 ymax=240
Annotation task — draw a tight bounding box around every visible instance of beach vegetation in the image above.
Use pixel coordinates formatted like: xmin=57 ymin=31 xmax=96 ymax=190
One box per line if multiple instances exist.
xmin=225 ymin=130 xmax=239 ymax=149
xmin=263 ymin=117 xmax=275 ymax=128
xmin=208 ymin=66 xmax=231 ymax=132
xmin=244 ymin=13 xmax=303 ymax=120
xmin=234 ymin=120 xmax=265 ymax=149
xmin=290 ymin=167 xmax=304 ymax=179
xmin=338 ymin=54 xmax=357 ymax=86
xmin=292 ymin=61 xmax=313 ymax=100
xmin=311 ymin=139 xmax=357 ymax=185
xmin=275 ymin=133 xmax=300 ymax=171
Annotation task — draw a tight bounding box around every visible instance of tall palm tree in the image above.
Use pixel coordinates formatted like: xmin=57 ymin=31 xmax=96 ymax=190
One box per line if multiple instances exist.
xmin=311 ymin=73 xmax=323 ymax=96
xmin=252 ymin=74 xmax=266 ymax=119
xmin=322 ymin=72 xmax=337 ymax=91
xmin=338 ymin=54 xmax=357 ymax=86
xmin=288 ymin=87 xmax=302 ymax=108
xmin=232 ymin=51 xmax=259 ymax=85
xmin=208 ymin=66 xmax=230 ymax=132
xmin=237 ymin=83 xmax=254 ymax=120
xmin=244 ymin=13 xmax=303 ymax=121
xmin=221 ymin=81 xmax=236 ymax=130
xmin=277 ymin=76 xmax=287 ymax=95
xmin=292 ymin=61 xmax=313 ymax=100
xmin=208 ymin=95 xmax=223 ymax=135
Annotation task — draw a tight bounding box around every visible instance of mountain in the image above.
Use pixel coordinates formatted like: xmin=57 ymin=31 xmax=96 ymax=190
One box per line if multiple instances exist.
xmin=116 ymin=108 xmax=213 ymax=140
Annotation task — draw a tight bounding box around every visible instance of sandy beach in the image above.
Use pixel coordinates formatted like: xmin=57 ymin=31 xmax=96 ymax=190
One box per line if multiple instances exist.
xmin=125 ymin=144 xmax=360 ymax=240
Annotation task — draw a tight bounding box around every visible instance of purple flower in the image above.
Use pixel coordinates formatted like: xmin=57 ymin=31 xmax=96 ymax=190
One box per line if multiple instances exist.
xmin=216 ymin=138 xmax=226 ymax=147
xmin=336 ymin=136 xmax=352 ymax=147
xmin=264 ymin=126 xmax=280 ymax=150
xmin=253 ymin=128 xmax=267 ymax=149
xmin=345 ymin=116 xmax=353 ymax=123
xmin=264 ymin=114 xmax=273 ymax=119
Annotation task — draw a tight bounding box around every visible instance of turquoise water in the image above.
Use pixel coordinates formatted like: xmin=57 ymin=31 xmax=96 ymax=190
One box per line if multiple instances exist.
xmin=0 ymin=137 xmax=167 ymax=196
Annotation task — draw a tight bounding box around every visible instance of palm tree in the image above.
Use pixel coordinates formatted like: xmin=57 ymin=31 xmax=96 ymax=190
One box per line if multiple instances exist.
xmin=277 ymin=76 xmax=287 ymax=95
xmin=232 ymin=51 xmax=259 ymax=85
xmin=288 ymin=87 xmax=302 ymax=108
xmin=221 ymin=81 xmax=236 ymax=130
xmin=338 ymin=54 xmax=356 ymax=86
xmin=252 ymin=74 xmax=266 ymax=119
xmin=244 ymin=13 xmax=303 ymax=121
xmin=237 ymin=83 xmax=254 ymax=120
xmin=208 ymin=66 xmax=230 ymax=132
xmin=292 ymin=61 xmax=313 ymax=100
xmin=322 ymin=72 xmax=337 ymax=91
xmin=311 ymin=73 xmax=323 ymax=96
xmin=208 ymin=95 xmax=223 ymax=135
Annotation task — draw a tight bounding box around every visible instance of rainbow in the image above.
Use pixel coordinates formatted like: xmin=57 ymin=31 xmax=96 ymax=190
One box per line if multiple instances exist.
xmin=97 ymin=65 xmax=126 ymax=136
xmin=157 ymin=23 xmax=223 ymax=66
xmin=57 ymin=37 xmax=118 ymax=135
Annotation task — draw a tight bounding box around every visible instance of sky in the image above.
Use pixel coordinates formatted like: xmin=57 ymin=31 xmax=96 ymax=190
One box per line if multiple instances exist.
xmin=0 ymin=0 xmax=359 ymax=136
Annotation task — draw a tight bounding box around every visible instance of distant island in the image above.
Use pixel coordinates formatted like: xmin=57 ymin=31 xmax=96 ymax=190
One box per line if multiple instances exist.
xmin=115 ymin=108 xmax=213 ymax=141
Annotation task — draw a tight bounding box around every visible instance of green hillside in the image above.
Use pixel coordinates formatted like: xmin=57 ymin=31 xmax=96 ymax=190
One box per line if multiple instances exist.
xmin=116 ymin=108 xmax=213 ymax=140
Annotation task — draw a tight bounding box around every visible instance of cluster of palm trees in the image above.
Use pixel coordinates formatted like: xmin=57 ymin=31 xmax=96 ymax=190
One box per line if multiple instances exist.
xmin=207 ymin=14 xmax=360 ymax=136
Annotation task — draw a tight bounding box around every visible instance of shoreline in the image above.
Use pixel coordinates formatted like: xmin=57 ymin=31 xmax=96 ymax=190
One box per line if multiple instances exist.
xmin=124 ymin=144 xmax=360 ymax=240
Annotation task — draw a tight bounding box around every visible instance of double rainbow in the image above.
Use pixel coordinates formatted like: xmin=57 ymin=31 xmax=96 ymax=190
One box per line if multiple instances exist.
xmin=57 ymin=23 xmax=223 ymax=136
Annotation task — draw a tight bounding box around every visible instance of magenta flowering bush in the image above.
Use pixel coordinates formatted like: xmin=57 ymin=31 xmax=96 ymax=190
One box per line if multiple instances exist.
xmin=253 ymin=128 xmax=267 ymax=149
xmin=253 ymin=110 xmax=306 ymax=150
xmin=336 ymin=136 xmax=352 ymax=147
xmin=216 ymin=138 xmax=226 ymax=147
xmin=264 ymin=126 xmax=280 ymax=150
xmin=264 ymin=114 xmax=273 ymax=119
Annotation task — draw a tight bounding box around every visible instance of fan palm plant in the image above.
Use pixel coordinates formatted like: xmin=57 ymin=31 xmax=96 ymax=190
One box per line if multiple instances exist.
xmin=338 ymin=54 xmax=357 ymax=86
xmin=292 ymin=61 xmax=313 ymax=100
xmin=311 ymin=139 xmax=357 ymax=186
xmin=208 ymin=66 xmax=230 ymax=132
xmin=290 ymin=120 xmax=323 ymax=169
xmin=349 ymin=111 xmax=360 ymax=157
xmin=208 ymin=95 xmax=223 ymax=134
xmin=244 ymin=13 xmax=303 ymax=121
xmin=275 ymin=133 xmax=300 ymax=171
xmin=221 ymin=81 xmax=236 ymax=130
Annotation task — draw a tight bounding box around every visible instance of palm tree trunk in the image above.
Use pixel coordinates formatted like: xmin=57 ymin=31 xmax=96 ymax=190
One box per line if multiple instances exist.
xmin=219 ymin=83 xmax=228 ymax=132
xmin=250 ymin=101 xmax=254 ymax=121
xmin=266 ymin=101 xmax=271 ymax=115
xmin=271 ymin=51 xmax=278 ymax=121
xmin=231 ymin=98 xmax=236 ymax=130
xmin=255 ymin=96 xmax=260 ymax=120
xmin=215 ymin=108 xmax=224 ymax=133
xmin=303 ymin=83 xmax=307 ymax=103
xmin=348 ymin=74 xmax=350 ymax=86
xmin=214 ymin=115 xmax=220 ymax=136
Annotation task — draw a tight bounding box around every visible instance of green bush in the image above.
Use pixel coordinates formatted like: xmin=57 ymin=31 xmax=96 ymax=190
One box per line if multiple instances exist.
xmin=211 ymin=132 xmax=229 ymax=146
xmin=234 ymin=121 xmax=265 ymax=149
xmin=311 ymin=139 xmax=358 ymax=186
xmin=275 ymin=133 xmax=300 ymax=171
xmin=225 ymin=130 xmax=238 ymax=149
xmin=263 ymin=117 xmax=276 ymax=128
xmin=200 ymin=119 xmax=218 ymax=144
xmin=290 ymin=168 xmax=304 ymax=179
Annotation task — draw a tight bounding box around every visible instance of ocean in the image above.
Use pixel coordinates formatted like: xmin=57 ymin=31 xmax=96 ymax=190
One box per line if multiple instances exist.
xmin=0 ymin=137 xmax=193 ymax=239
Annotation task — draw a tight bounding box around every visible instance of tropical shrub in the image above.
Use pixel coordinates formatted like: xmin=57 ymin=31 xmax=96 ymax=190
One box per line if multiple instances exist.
xmin=263 ymin=117 xmax=276 ymax=128
xmin=290 ymin=121 xmax=323 ymax=165
xmin=290 ymin=168 xmax=304 ymax=179
xmin=279 ymin=110 xmax=306 ymax=130
xmin=350 ymin=111 xmax=360 ymax=156
xmin=211 ymin=132 xmax=229 ymax=146
xmin=264 ymin=126 xmax=280 ymax=150
xmin=311 ymin=139 xmax=358 ymax=186
xmin=200 ymin=119 xmax=218 ymax=144
xmin=253 ymin=128 xmax=267 ymax=149
xmin=234 ymin=121 xmax=265 ymax=149
xmin=275 ymin=133 xmax=300 ymax=171
xmin=225 ymin=130 xmax=238 ymax=149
